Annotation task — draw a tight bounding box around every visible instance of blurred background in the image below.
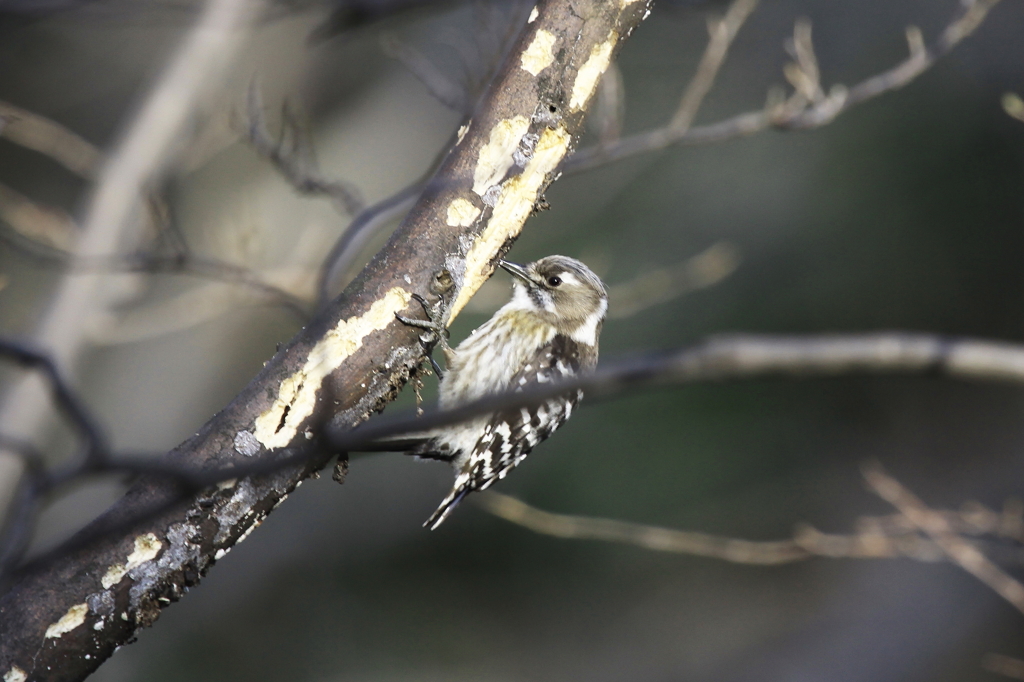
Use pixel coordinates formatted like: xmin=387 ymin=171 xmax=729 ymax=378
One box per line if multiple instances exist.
xmin=2 ymin=0 xmax=1024 ymax=679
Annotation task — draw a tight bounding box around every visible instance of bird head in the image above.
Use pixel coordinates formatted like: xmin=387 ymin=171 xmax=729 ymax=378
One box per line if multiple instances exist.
xmin=499 ymin=255 xmax=608 ymax=345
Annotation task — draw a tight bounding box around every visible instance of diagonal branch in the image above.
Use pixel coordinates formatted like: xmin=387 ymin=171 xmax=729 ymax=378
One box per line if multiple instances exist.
xmin=862 ymin=461 xmax=1024 ymax=615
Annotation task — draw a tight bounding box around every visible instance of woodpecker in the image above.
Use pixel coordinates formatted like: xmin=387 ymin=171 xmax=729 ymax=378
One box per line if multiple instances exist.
xmin=398 ymin=255 xmax=608 ymax=529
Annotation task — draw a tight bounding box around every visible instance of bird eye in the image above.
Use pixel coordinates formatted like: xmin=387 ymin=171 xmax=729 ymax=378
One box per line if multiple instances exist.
xmin=547 ymin=276 xmax=562 ymax=287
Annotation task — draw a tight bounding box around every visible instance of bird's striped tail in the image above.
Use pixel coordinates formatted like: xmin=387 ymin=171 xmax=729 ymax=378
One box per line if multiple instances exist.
xmin=424 ymin=483 xmax=471 ymax=530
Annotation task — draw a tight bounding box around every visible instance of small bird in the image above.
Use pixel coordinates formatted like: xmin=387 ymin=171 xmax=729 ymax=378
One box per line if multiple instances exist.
xmin=400 ymin=255 xmax=608 ymax=529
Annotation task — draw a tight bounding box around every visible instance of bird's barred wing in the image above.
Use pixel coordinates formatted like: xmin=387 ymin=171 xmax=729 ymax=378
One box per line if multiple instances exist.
xmin=424 ymin=334 xmax=583 ymax=529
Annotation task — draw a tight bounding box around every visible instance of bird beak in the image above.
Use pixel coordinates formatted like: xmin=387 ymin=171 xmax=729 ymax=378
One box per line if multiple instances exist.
xmin=499 ymin=260 xmax=534 ymax=286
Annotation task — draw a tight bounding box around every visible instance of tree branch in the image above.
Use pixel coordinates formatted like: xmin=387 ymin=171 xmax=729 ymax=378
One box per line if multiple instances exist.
xmin=0 ymin=100 xmax=102 ymax=180
xmin=478 ymin=491 xmax=1024 ymax=566
xmin=863 ymin=461 xmax=1024 ymax=615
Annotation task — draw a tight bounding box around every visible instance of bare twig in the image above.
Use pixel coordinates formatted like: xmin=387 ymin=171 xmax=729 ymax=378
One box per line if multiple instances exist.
xmin=478 ymin=491 xmax=809 ymax=564
xmin=382 ymin=32 xmax=469 ymax=113
xmin=863 ymin=461 xmax=1024 ymax=615
xmin=244 ymin=82 xmax=365 ymax=216
xmin=0 ymin=100 xmax=103 ymax=180
xmin=572 ymin=0 xmax=757 ymax=171
xmin=592 ymin=63 xmax=625 ymax=146
xmin=478 ymin=492 xmax=1024 ymax=566
xmin=671 ymin=0 xmax=759 ymax=132
xmin=317 ymin=333 xmax=1024 ymax=465
xmin=608 ymin=242 xmax=740 ymax=319
xmin=8 ymin=328 xmax=1024 ymax=642
xmin=10 ymin=331 xmax=1024 ymax=578
xmin=565 ymin=0 xmax=1001 ymax=173
xmin=316 ymin=181 xmax=423 ymax=307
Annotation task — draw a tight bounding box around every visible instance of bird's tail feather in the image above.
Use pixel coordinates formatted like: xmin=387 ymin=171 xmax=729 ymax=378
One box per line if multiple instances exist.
xmin=424 ymin=486 xmax=470 ymax=530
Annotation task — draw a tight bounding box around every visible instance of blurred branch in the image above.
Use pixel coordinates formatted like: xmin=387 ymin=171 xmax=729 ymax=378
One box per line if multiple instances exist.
xmin=478 ymin=491 xmax=1024 ymax=566
xmin=13 ymin=327 xmax=1024 ymax=582
xmin=671 ymin=0 xmax=759 ymax=132
xmin=0 ymin=182 xmax=77 ymax=251
xmin=608 ymin=242 xmax=740 ymax=319
xmin=14 ymin=330 xmax=1024 ymax=573
xmin=0 ymin=99 xmax=102 ymax=180
xmin=592 ymin=63 xmax=625 ymax=146
xmin=478 ymin=491 xmax=809 ymax=564
xmin=571 ymin=0 xmax=756 ymax=170
xmin=382 ymin=32 xmax=469 ymax=112
xmin=1003 ymin=93 xmax=1024 ymax=124
xmin=0 ymin=213 xmax=310 ymax=321
xmin=984 ymin=654 xmax=1024 ymax=681
xmin=244 ymin=82 xmax=365 ymax=216
xmin=316 ymin=180 xmax=423 ymax=308
xmin=565 ymin=0 xmax=1002 ymax=173
xmin=6 ymin=326 xmax=1024 ymax=676
xmin=863 ymin=461 xmax=1024 ymax=615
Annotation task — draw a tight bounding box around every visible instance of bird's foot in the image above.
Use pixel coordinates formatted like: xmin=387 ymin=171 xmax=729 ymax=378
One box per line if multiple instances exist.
xmin=396 ymin=293 xmax=451 ymax=378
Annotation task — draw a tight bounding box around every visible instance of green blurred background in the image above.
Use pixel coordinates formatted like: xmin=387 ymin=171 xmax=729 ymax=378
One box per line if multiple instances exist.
xmin=2 ymin=0 xmax=1024 ymax=679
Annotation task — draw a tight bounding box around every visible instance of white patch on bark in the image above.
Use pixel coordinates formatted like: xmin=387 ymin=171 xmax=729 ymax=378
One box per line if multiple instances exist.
xmin=101 ymin=532 xmax=162 ymax=589
xmin=4 ymin=667 xmax=27 ymax=682
xmin=449 ymin=126 xmax=572 ymax=321
xmin=44 ymin=603 xmax=88 ymax=639
xmin=253 ymin=287 xmax=412 ymax=449
xmin=570 ymin=32 xmax=618 ymax=111
xmin=472 ymin=116 xmax=530 ymax=196
xmin=447 ymin=198 xmax=482 ymax=227
xmin=520 ymin=30 xmax=556 ymax=76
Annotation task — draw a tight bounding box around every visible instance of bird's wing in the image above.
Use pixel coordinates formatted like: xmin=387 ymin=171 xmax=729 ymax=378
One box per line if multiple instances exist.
xmin=424 ymin=334 xmax=583 ymax=529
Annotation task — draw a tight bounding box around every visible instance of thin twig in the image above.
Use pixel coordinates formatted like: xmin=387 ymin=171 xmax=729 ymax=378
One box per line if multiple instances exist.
xmin=244 ymin=82 xmax=365 ymax=216
xmin=478 ymin=492 xmax=1024 ymax=566
xmin=316 ymin=181 xmax=423 ymax=307
xmin=0 ymin=220 xmax=310 ymax=319
xmin=863 ymin=461 xmax=1024 ymax=615
xmin=9 ymin=331 xmax=1024 ymax=584
xmin=479 ymin=491 xmax=809 ymax=563
xmin=671 ymin=0 xmax=759 ymax=132
xmin=607 ymin=242 xmax=740 ymax=319
xmin=565 ymin=0 xmax=1001 ymax=173
xmin=382 ymin=32 xmax=468 ymax=113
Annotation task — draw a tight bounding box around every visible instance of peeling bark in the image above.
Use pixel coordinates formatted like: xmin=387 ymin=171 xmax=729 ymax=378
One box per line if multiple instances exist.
xmin=0 ymin=0 xmax=654 ymax=677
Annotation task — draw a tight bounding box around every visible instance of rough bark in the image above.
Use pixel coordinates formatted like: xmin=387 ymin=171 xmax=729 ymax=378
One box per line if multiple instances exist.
xmin=0 ymin=0 xmax=654 ymax=678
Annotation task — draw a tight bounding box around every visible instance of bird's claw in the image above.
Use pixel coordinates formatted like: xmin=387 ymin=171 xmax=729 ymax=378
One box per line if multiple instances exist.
xmin=396 ymin=292 xmax=452 ymax=377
